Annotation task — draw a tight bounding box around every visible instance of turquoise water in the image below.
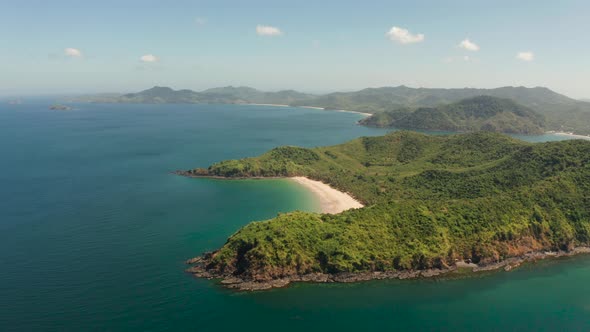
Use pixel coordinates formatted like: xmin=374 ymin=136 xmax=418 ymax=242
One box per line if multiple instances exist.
xmin=0 ymin=102 xmax=588 ymax=331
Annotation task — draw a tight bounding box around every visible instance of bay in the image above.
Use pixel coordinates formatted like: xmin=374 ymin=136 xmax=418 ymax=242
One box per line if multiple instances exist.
xmin=0 ymin=101 xmax=587 ymax=331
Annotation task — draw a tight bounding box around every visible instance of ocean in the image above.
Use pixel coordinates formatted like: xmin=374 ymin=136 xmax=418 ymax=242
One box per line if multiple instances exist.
xmin=0 ymin=101 xmax=588 ymax=331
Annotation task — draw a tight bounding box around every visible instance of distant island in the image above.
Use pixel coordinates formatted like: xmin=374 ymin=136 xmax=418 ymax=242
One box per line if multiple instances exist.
xmin=181 ymin=131 xmax=590 ymax=290
xmin=73 ymin=85 xmax=590 ymax=135
xmin=49 ymin=104 xmax=73 ymax=111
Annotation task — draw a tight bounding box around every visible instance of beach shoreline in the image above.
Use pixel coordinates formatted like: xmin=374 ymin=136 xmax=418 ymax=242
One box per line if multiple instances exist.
xmin=173 ymin=171 xmax=364 ymax=215
xmin=549 ymin=131 xmax=590 ymax=140
xmin=289 ymin=176 xmax=364 ymax=214
xmin=246 ymin=103 xmax=290 ymax=107
xmin=171 ymin=171 xmax=364 ymax=214
xmin=243 ymin=103 xmax=372 ymax=117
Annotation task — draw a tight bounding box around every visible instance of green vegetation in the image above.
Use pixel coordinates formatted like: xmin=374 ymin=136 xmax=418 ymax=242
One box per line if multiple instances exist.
xmin=360 ymin=96 xmax=545 ymax=134
xmin=75 ymin=85 xmax=590 ymax=135
xmin=74 ymin=86 xmax=315 ymax=105
xmin=191 ymin=132 xmax=590 ymax=280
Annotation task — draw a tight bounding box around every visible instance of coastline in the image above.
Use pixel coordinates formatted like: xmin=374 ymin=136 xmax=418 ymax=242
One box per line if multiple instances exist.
xmin=173 ymin=171 xmax=364 ymax=214
xmin=187 ymin=247 xmax=590 ymax=291
xmin=246 ymin=103 xmax=290 ymax=107
xmin=290 ymin=176 xmax=364 ymax=214
xmin=549 ymin=131 xmax=590 ymax=140
xmin=243 ymin=103 xmax=372 ymax=118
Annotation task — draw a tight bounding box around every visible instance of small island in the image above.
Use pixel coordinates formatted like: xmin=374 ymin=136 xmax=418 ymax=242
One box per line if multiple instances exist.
xmin=49 ymin=104 xmax=73 ymax=111
xmin=181 ymin=131 xmax=590 ymax=290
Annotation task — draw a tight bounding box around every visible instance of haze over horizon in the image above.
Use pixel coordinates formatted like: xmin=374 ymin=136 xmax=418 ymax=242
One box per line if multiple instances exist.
xmin=1 ymin=0 xmax=589 ymax=98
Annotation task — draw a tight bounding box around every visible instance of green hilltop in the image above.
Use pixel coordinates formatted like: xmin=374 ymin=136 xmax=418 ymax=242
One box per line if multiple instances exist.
xmin=360 ymin=96 xmax=546 ymax=134
xmin=185 ymin=132 xmax=590 ymax=288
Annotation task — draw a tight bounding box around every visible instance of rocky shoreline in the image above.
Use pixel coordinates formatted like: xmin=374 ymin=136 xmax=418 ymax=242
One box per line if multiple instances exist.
xmin=186 ymin=247 xmax=590 ymax=291
xmin=172 ymin=170 xmax=286 ymax=180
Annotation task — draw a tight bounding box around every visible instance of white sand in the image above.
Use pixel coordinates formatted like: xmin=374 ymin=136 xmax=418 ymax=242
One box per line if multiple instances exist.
xmin=300 ymin=106 xmax=372 ymax=117
xmin=247 ymin=103 xmax=290 ymax=107
xmin=552 ymin=132 xmax=590 ymax=140
xmin=299 ymin=106 xmax=326 ymax=110
xmin=290 ymin=177 xmax=364 ymax=214
xmin=247 ymin=103 xmax=372 ymax=118
xmin=333 ymin=109 xmax=372 ymax=117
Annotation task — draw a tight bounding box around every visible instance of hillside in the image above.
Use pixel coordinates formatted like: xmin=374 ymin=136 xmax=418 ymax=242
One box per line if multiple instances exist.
xmin=74 ymin=85 xmax=590 ymax=135
xmin=76 ymin=86 xmax=316 ymax=105
xmin=360 ymin=96 xmax=546 ymax=134
xmin=183 ymin=132 xmax=590 ymax=289
xmin=291 ymin=86 xmax=580 ymax=114
xmin=291 ymin=86 xmax=590 ymax=134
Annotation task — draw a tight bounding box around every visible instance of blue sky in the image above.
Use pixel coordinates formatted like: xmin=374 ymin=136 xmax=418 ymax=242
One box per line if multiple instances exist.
xmin=1 ymin=0 xmax=589 ymax=98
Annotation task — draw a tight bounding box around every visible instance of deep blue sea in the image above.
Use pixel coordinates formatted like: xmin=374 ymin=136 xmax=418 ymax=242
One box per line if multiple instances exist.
xmin=1 ymin=101 xmax=589 ymax=331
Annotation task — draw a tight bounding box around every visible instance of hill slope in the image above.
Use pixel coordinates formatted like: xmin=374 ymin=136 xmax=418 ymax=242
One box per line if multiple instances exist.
xmin=74 ymin=85 xmax=590 ymax=134
xmin=79 ymin=86 xmax=316 ymax=105
xmin=182 ymin=132 xmax=590 ymax=289
xmin=360 ymin=96 xmax=546 ymax=134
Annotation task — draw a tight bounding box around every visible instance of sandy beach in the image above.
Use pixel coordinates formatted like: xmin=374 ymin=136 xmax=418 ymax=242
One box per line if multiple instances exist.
xmin=552 ymin=132 xmax=590 ymax=140
xmin=333 ymin=109 xmax=372 ymax=117
xmin=290 ymin=177 xmax=364 ymax=214
xmin=246 ymin=103 xmax=372 ymax=118
xmin=299 ymin=106 xmax=372 ymax=117
xmin=246 ymin=103 xmax=290 ymax=107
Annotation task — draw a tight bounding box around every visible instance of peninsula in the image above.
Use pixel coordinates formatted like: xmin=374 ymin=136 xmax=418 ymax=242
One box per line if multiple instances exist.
xmin=181 ymin=131 xmax=590 ymax=290
xmin=73 ymin=85 xmax=590 ymax=135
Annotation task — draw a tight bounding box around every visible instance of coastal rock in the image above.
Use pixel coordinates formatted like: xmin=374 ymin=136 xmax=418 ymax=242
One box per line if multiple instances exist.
xmin=185 ymin=257 xmax=203 ymax=264
xmin=185 ymin=246 xmax=590 ymax=291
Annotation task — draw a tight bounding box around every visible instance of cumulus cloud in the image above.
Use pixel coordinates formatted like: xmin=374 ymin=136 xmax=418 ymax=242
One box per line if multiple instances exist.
xmin=386 ymin=26 xmax=424 ymax=44
xmin=256 ymin=25 xmax=282 ymax=36
xmin=516 ymin=51 xmax=534 ymax=61
xmin=459 ymin=39 xmax=479 ymax=51
xmin=140 ymin=54 xmax=159 ymax=63
xmin=64 ymin=48 xmax=82 ymax=57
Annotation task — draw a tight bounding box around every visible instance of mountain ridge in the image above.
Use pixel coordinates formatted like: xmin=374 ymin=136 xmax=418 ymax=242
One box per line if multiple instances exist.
xmin=72 ymin=85 xmax=590 ymax=135
xmin=360 ymin=96 xmax=546 ymax=134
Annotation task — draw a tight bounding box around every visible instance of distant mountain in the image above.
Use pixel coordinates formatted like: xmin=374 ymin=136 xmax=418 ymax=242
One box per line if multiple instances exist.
xmin=290 ymin=86 xmax=590 ymax=135
xmin=77 ymin=86 xmax=316 ymax=105
xmin=75 ymin=85 xmax=590 ymax=135
xmin=199 ymin=86 xmax=315 ymax=105
xmin=360 ymin=96 xmax=546 ymax=134
xmin=120 ymin=86 xmax=200 ymax=103
xmin=292 ymin=85 xmax=581 ymax=114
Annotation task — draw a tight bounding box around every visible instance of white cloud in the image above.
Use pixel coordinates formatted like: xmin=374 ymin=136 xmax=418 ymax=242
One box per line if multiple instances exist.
xmin=195 ymin=17 xmax=207 ymax=26
xmin=256 ymin=25 xmax=282 ymax=36
xmin=64 ymin=48 xmax=82 ymax=57
xmin=386 ymin=26 xmax=424 ymax=44
xmin=463 ymin=55 xmax=470 ymax=61
xmin=140 ymin=54 xmax=159 ymax=63
xmin=459 ymin=39 xmax=479 ymax=51
xmin=516 ymin=51 xmax=534 ymax=61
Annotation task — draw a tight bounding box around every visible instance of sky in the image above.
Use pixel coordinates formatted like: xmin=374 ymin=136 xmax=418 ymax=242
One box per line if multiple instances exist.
xmin=1 ymin=0 xmax=589 ymax=98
